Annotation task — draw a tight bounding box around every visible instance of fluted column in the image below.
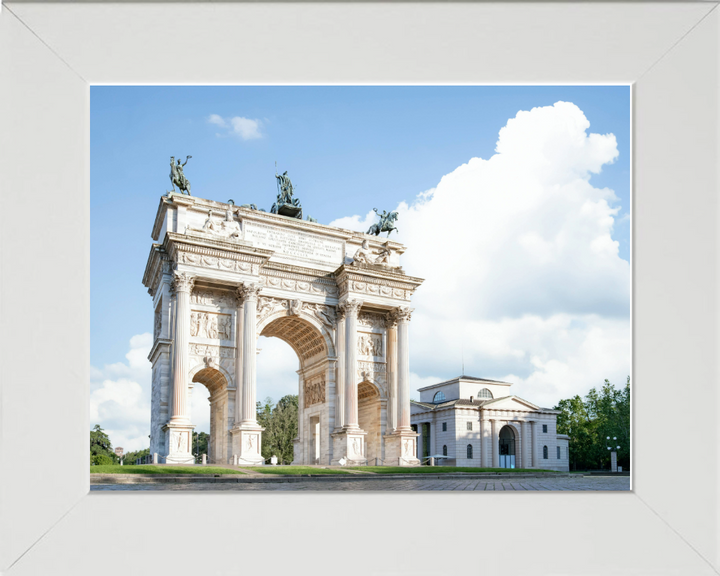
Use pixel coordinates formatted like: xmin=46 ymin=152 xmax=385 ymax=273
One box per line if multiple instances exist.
xmin=335 ymin=304 xmax=347 ymax=430
xmin=395 ymin=306 xmax=413 ymax=431
xmin=344 ymin=299 xmax=363 ymax=430
xmin=491 ymin=419 xmax=499 ymax=468
xmin=239 ymin=283 xmax=261 ymax=425
xmin=169 ymin=272 xmax=194 ymax=423
xmin=385 ymin=312 xmax=398 ymax=433
xmin=233 ymin=296 xmax=244 ymax=427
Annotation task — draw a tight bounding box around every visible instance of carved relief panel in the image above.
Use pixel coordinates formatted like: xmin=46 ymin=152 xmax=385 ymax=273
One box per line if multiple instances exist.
xmin=190 ymin=311 xmax=232 ymax=340
xmin=154 ymin=301 xmax=162 ymax=340
xmin=358 ymin=333 xmax=383 ymax=357
xmin=304 ymin=377 xmax=326 ymax=407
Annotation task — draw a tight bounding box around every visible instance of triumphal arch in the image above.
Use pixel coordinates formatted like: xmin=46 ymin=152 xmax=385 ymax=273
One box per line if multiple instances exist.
xmin=143 ymin=190 xmax=424 ymax=466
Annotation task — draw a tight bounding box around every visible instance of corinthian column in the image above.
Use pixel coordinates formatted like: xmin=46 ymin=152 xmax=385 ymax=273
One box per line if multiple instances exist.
xmin=169 ymin=272 xmax=195 ymax=423
xmin=334 ymin=304 xmax=347 ymax=431
xmin=233 ymin=294 xmax=244 ymax=427
xmin=344 ymin=299 xmax=363 ymax=430
xmin=395 ymin=306 xmax=413 ymax=432
xmin=385 ymin=311 xmax=398 ymax=433
xmin=238 ymin=282 xmax=261 ymax=426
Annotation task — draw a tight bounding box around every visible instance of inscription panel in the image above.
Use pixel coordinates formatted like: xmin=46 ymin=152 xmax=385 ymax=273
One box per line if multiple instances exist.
xmin=244 ymin=221 xmax=344 ymax=264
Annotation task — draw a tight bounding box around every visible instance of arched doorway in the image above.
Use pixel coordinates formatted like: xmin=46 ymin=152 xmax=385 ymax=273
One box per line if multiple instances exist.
xmin=257 ymin=309 xmax=336 ymax=465
xmin=357 ymin=380 xmax=383 ymax=464
xmin=499 ymin=425 xmax=516 ymax=469
xmin=189 ymin=364 xmax=231 ymax=464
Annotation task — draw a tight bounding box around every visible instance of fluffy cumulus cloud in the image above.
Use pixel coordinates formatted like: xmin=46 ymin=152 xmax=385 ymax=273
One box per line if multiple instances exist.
xmin=331 ymin=101 xmax=630 ymax=407
xmin=208 ymin=114 xmax=263 ymax=140
xmin=90 ymin=333 xmax=153 ymax=452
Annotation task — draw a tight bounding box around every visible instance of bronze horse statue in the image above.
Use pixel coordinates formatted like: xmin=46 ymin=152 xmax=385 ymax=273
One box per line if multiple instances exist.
xmin=367 ymin=208 xmax=398 ymax=237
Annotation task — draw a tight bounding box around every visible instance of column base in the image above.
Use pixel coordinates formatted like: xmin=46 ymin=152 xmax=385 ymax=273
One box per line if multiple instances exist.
xmin=163 ymin=422 xmax=195 ymax=465
xmin=384 ymin=431 xmax=420 ymax=467
xmin=330 ymin=429 xmax=368 ymax=466
xmin=230 ymin=425 xmax=265 ymax=466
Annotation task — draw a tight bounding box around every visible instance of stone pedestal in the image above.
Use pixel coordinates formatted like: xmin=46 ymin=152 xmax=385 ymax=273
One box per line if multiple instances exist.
xmin=163 ymin=423 xmax=195 ymax=465
xmin=331 ymin=429 xmax=368 ymax=465
xmin=231 ymin=426 xmax=265 ymax=466
xmin=384 ymin=431 xmax=420 ymax=466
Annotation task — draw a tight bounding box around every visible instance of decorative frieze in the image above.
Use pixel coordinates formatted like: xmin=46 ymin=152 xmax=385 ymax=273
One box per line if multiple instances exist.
xmin=304 ymin=377 xmax=326 ymax=406
xmin=190 ymin=288 xmax=237 ymax=309
xmin=260 ymin=273 xmax=338 ymax=297
xmin=189 ymin=344 xmax=235 ymax=359
xmin=190 ymin=311 xmax=232 ymax=340
xmin=358 ymin=311 xmax=386 ymax=330
xmin=177 ymin=250 xmax=256 ymax=275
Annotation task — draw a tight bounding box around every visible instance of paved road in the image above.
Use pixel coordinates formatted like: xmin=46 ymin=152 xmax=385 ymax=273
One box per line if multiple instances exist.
xmin=91 ymin=475 xmax=629 ymax=492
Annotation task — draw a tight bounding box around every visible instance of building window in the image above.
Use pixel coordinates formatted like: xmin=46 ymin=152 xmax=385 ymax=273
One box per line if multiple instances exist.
xmin=542 ymin=424 xmax=548 ymax=433
xmin=467 ymin=444 xmax=473 ymax=459
xmin=557 ymin=446 xmax=561 ymax=459
xmin=543 ymin=445 xmax=548 ymax=459
xmin=467 ymin=421 xmax=472 ymax=431
xmin=433 ymin=391 xmax=446 ymax=403
xmin=442 ymin=422 xmax=447 ymax=432
xmin=443 ymin=445 xmax=447 ymax=456
xmin=478 ymin=388 xmax=493 ymax=399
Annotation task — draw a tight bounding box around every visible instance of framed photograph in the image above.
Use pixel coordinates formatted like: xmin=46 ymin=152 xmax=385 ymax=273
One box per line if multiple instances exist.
xmin=1 ymin=3 xmax=717 ymax=575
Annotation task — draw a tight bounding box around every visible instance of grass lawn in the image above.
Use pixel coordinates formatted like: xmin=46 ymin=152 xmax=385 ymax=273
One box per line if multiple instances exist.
xmin=254 ymin=466 xmax=352 ymax=475
xmin=90 ymin=465 xmax=246 ymax=475
xmin=349 ymin=466 xmax=559 ymax=474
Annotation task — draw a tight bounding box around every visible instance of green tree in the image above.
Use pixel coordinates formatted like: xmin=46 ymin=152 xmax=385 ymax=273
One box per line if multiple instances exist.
xmin=123 ymin=447 xmax=151 ymax=465
xmin=90 ymin=424 xmax=118 ymax=465
xmin=191 ymin=432 xmax=210 ymax=461
xmin=257 ymin=395 xmax=299 ymax=465
xmin=554 ymin=377 xmax=630 ymax=471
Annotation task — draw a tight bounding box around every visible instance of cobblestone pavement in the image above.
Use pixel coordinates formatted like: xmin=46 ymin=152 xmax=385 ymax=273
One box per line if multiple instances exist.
xmin=91 ymin=475 xmax=630 ymax=492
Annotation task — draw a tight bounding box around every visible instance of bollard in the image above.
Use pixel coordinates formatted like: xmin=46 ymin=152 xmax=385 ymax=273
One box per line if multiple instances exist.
xmin=430 ymin=457 xmax=435 ymax=466
xmin=202 ymin=454 xmax=207 ymax=465
xmin=233 ymin=454 xmax=238 ymax=466
xmin=153 ymin=453 xmax=158 ymax=464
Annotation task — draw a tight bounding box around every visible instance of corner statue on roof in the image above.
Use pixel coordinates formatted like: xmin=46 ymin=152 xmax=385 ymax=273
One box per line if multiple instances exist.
xmin=169 ymin=155 xmax=192 ymax=195
xmin=367 ymin=208 xmax=399 ymax=237
xmin=272 ymin=169 xmax=303 ymax=219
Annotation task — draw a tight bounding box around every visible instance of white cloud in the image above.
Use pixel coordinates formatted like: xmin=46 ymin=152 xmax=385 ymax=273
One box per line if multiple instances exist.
xmin=90 ymin=333 xmax=152 ymax=452
xmin=340 ymin=101 xmax=630 ymax=405
xmin=329 ymin=209 xmax=378 ymax=233
xmin=207 ymin=114 xmax=263 ymax=140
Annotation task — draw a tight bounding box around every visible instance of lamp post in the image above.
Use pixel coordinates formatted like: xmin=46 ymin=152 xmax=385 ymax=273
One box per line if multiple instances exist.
xmin=606 ymin=436 xmax=621 ymax=473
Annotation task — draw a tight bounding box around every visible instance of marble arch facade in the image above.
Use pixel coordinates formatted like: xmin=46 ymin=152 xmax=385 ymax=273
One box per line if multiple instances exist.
xmin=143 ymin=193 xmax=424 ymax=465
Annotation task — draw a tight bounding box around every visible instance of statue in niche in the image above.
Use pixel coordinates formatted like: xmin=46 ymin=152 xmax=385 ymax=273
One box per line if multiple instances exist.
xmin=168 ymin=156 xmax=192 ymax=195
xmin=367 ymin=208 xmax=398 ymax=237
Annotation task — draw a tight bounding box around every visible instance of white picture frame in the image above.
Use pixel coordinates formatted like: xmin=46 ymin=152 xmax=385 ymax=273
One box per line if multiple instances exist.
xmin=1 ymin=2 xmax=718 ymax=574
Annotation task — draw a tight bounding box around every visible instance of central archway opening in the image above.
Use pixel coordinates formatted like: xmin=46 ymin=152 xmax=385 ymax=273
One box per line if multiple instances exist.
xmin=257 ymin=312 xmax=334 ymax=465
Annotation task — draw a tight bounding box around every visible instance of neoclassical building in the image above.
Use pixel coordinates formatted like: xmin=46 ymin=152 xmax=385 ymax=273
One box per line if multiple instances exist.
xmin=411 ymin=376 xmax=570 ymax=471
xmin=143 ymin=193 xmax=423 ymax=466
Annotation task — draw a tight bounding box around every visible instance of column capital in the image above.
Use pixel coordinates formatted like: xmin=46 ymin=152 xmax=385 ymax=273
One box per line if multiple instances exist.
xmin=384 ymin=310 xmax=398 ymax=328
xmin=171 ymin=271 xmax=195 ymax=294
xmin=336 ymin=304 xmax=347 ymax=322
xmin=236 ymin=282 xmax=262 ymax=304
xmin=342 ymin=299 xmax=363 ymax=316
xmin=394 ymin=306 xmax=413 ymax=322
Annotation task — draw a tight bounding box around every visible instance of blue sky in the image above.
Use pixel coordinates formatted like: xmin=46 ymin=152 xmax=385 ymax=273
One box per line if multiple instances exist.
xmin=90 ymin=86 xmax=630 ymax=449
